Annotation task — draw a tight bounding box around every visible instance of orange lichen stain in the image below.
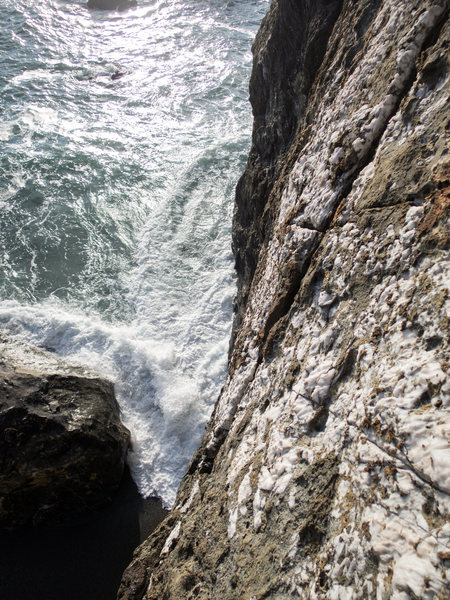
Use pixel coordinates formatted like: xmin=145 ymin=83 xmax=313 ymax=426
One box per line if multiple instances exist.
xmin=417 ymin=163 xmax=450 ymax=247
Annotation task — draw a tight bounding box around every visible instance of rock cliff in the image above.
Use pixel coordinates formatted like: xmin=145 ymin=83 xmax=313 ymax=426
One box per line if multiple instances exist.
xmin=119 ymin=1 xmax=450 ymax=598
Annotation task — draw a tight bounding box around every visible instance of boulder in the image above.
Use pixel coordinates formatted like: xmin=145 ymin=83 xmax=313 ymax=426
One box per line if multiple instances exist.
xmin=0 ymin=341 xmax=130 ymax=528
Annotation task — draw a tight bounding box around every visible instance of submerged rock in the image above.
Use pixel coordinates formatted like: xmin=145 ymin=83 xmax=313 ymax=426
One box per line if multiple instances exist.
xmin=111 ymin=70 xmax=126 ymax=80
xmin=87 ymin=0 xmax=137 ymax=11
xmin=0 ymin=338 xmax=130 ymax=528
xmin=120 ymin=0 xmax=449 ymax=599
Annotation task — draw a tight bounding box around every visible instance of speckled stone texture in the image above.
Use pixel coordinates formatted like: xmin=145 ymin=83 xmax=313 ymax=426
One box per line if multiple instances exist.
xmin=119 ymin=1 xmax=450 ymax=598
xmin=0 ymin=337 xmax=130 ymax=528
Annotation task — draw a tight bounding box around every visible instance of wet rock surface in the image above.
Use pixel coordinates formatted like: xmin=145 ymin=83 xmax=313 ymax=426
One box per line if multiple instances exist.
xmin=0 ymin=339 xmax=130 ymax=528
xmin=120 ymin=1 xmax=450 ymax=599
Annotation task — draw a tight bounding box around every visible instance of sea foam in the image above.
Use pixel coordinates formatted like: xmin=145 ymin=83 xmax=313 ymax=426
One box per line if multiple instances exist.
xmin=0 ymin=0 xmax=268 ymax=506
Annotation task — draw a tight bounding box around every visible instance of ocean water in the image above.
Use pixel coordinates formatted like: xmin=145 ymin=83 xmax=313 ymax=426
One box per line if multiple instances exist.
xmin=0 ymin=0 xmax=267 ymax=506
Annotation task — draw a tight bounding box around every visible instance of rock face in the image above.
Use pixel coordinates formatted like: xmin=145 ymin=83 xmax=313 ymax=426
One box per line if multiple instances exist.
xmin=232 ymin=0 xmax=344 ymax=341
xmin=120 ymin=1 xmax=450 ymax=599
xmin=0 ymin=339 xmax=130 ymax=528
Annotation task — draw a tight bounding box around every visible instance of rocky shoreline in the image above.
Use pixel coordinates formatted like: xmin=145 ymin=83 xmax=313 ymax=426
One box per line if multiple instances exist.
xmin=1 ymin=0 xmax=448 ymax=598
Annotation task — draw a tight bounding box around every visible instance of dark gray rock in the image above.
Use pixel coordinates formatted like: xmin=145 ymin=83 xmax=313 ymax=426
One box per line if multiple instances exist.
xmin=0 ymin=354 xmax=130 ymax=528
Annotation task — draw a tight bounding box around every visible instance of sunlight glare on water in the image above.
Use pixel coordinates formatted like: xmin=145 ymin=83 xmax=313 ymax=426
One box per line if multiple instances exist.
xmin=0 ymin=0 xmax=268 ymax=506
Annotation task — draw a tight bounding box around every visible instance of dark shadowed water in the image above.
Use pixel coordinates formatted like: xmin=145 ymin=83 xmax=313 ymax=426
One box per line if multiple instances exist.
xmin=0 ymin=469 xmax=167 ymax=600
xmin=0 ymin=0 xmax=268 ymax=597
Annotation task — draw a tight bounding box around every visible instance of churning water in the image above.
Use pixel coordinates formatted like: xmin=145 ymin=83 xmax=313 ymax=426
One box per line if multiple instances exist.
xmin=0 ymin=0 xmax=267 ymax=506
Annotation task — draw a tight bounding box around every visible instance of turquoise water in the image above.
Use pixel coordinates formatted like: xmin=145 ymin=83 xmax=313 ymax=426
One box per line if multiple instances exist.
xmin=0 ymin=0 xmax=267 ymax=505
